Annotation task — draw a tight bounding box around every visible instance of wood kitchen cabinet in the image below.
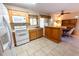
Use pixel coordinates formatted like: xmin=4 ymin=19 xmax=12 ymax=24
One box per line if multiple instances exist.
xmin=37 ymin=28 xmax=43 ymax=38
xmin=62 ymin=19 xmax=77 ymax=29
xmin=29 ymin=28 xmax=43 ymax=41
xmin=45 ymin=27 xmax=51 ymax=39
xmin=29 ymin=29 xmax=37 ymax=41
xmin=45 ymin=27 xmax=61 ymax=43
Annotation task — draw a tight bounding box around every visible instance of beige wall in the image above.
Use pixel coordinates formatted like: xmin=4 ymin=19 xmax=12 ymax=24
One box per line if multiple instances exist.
xmin=51 ymin=12 xmax=79 ymax=36
xmin=50 ymin=12 xmax=79 ymax=20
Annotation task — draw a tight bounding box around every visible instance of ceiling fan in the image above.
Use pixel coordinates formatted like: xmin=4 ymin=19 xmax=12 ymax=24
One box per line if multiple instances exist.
xmin=58 ymin=10 xmax=71 ymax=17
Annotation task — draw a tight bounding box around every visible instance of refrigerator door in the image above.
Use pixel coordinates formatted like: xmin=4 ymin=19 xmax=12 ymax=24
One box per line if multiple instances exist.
xmin=0 ymin=16 xmax=11 ymax=55
xmin=0 ymin=40 xmax=3 ymax=56
xmin=0 ymin=16 xmax=12 ymax=51
xmin=2 ymin=17 xmax=11 ymax=50
xmin=0 ymin=4 xmax=16 ymax=56
xmin=0 ymin=14 xmax=4 ymax=56
xmin=3 ymin=11 xmax=16 ymax=56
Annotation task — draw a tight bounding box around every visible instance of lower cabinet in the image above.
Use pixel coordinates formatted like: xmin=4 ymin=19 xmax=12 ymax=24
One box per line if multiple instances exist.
xmin=45 ymin=27 xmax=61 ymax=43
xmin=29 ymin=29 xmax=37 ymax=41
xmin=37 ymin=29 xmax=43 ymax=38
xmin=29 ymin=28 xmax=43 ymax=41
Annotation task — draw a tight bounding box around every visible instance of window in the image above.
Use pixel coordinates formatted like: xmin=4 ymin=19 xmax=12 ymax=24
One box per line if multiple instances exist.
xmin=30 ymin=18 xmax=37 ymax=26
xmin=39 ymin=18 xmax=45 ymax=28
xmin=12 ymin=16 xmax=26 ymax=23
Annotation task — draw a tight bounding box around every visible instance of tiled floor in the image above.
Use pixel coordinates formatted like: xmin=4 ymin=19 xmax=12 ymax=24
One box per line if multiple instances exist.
xmin=12 ymin=37 xmax=79 ymax=56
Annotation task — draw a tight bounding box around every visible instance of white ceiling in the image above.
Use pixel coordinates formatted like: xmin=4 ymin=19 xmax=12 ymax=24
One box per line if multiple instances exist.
xmin=4 ymin=3 xmax=79 ymax=14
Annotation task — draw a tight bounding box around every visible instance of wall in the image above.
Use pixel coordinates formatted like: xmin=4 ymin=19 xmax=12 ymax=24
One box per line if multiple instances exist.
xmin=50 ymin=13 xmax=63 ymax=27
xmin=5 ymin=4 xmax=49 ymax=26
xmin=63 ymin=13 xmax=79 ymax=37
xmin=50 ymin=12 xmax=79 ymax=36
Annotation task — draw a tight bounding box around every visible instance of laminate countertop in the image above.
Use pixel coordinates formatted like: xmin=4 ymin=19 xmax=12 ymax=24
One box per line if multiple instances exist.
xmin=45 ymin=26 xmax=67 ymax=29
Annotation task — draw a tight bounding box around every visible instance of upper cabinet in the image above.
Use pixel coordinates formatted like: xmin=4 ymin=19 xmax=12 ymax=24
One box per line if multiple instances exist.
xmin=62 ymin=19 xmax=77 ymax=29
xmin=8 ymin=9 xmax=30 ymax=24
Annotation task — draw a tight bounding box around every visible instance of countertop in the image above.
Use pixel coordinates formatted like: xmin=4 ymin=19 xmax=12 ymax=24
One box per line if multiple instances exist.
xmin=45 ymin=26 xmax=67 ymax=29
xmin=45 ymin=26 xmax=61 ymax=29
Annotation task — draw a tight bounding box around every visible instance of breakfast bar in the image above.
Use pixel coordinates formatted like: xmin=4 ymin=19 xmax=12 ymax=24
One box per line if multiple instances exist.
xmin=45 ymin=26 xmax=62 ymax=43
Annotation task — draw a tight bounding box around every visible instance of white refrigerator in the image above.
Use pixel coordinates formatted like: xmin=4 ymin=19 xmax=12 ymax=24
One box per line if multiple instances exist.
xmin=0 ymin=4 xmax=15 ymax=56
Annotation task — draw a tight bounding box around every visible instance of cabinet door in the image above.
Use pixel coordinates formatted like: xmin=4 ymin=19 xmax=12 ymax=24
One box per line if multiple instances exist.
xmin=62 ymin=20 xmax=69 ymax=26
xmin=36 ymin=29 xmax=40 ymax=38
xmin=52 ymin=29 xmax=58 ymax=40
xmin=45 ymin=28 xmax=48 ymax=38
xmin=51 ymin=29 xmax=61 ymax=43
xmin=45 ymin=27 xmax=61 ymax=43
xmin=29 ymin=30 xmax=37 ymax=41
xmin=37 ymin=29 xmax=43 ymax=38
xmin=45 ymin=27 xmax=51 ymax=39
xmin=39 ymin=29 xmax=43 ymax=37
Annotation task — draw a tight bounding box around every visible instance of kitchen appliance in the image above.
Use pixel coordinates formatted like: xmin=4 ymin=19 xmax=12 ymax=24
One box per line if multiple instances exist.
xmin=12 ymin=16 xmax=29 ymax=46
xmin=0 ymin=4 xmax=15 ymax=56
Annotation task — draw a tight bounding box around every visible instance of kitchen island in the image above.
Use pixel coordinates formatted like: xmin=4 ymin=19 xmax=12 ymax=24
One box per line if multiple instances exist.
xmin=45 ymin=26 xmax=62 ymax=43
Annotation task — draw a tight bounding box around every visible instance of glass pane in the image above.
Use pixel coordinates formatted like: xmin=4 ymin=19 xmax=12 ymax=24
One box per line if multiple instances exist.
xmin=30 ymin=18 xmax=37 ymax=25
xmin=33 ymin=18 xmax=37 ymax=25
xmin=40 ymin=18 xmax=45 ymax=28
xmin=30 ymin=18 xmax=33 ymax=25
xmin=12 ymin=16 xmax=26 ymax=23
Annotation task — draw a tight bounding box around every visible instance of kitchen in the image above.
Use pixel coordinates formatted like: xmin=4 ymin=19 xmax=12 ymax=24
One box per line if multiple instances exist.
xmin=8 ymin=9 xmax=51 ymax=46
xmin=0 ymin=3 xmax=79 ymax=56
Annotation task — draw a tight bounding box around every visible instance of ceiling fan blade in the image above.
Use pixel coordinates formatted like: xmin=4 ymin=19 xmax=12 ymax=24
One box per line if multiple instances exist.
xmin=58 ymin=10 xmax=71 ymax=18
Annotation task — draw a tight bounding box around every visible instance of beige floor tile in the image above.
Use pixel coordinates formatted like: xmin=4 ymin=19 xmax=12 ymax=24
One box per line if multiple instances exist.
xmin=5 ymin=37 xmax=79 ymax=56
xmin=16 ymin=51 xmax=29 ymax=56
xmin=33 ymin=50 xmax=47 ymax=56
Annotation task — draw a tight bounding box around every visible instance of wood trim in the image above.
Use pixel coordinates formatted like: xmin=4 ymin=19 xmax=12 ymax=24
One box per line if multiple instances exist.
xmin=12 ymin=32 xmax=16 ymax=46
xmin=8 ymin=9 xmax=14 ymax=30
xmin=62 ymin=19 xmax=77 ymax=28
